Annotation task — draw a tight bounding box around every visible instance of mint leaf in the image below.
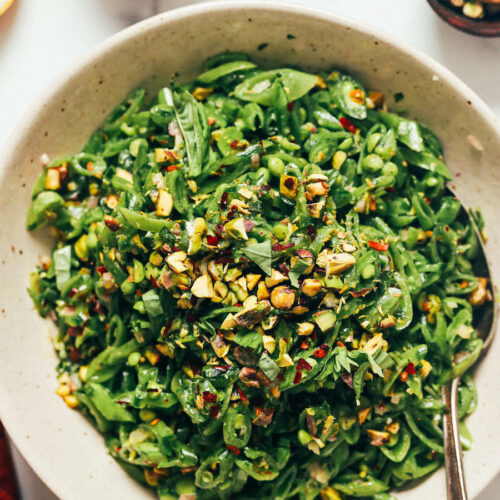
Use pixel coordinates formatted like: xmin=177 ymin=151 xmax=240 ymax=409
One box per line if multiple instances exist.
xmin=241 ymin=240 xmax=272 ymax=276
xmin=258 ymin=353 xmax=280 ymax=381
xmin=288 ymin=258 xmax=310 ymax=288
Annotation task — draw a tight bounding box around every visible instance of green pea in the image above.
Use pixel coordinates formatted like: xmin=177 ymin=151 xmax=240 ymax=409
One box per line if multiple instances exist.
xmin=426 ymin=176 xmax=439 ymax=187
xmin=86 ymin=230 xmax=98 ymax=252
xmin=298 ymin=429 xmax=312 ymax=445
xmin=139 ymin=409 xmax=156 ymax=422
xmin=273 ymin=223 xmax=288 ymax=241
xmin=382 ymin=161 xmax=399 ymax=177
xmin=268 ymin=156 xmax=285 ymax=177
xmin=361 ymin=264 xmax=376 ymax=280
xmin=120 ymin=279 xmax=136 ymax=295
xmin=176 ymin=478 xmax=196 ymax=495
xmin=373 ymin=198 xmax=387 ymax=216
xmin=337 ymin=136 xmax=353 ymax=151
xmin=362 ymin=154 xmax=384 ymax=173
xmin=128 ymin=351 xmax=141 ymax=366
xmin=367 ymin=133 xmax=382 ymax=152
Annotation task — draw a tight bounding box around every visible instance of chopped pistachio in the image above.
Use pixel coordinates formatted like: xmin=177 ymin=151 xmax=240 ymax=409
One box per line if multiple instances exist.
xmin=262 ymin=335 xmax=276 ymax=354
xmin=224 ymin=218 xmax=248 ymax=240
xmin=257 ymin=281 xmax=270 ymax=300
xmin=469 ymin=277 xmax=487 ymax=306
xmin=298 ymin=322 xmax=315 ymax=336
xmin=366 ymin=429 xmax=391 ymax=446
xmin=362 ymin=333 xmax=388 ymax=355
xmin=191 ymin=275 xmax=214 ymax=298
xmin=45 ymin=168 xmax=61 ymax=190
xmin=332 ymin=151 xmax=347 ymax=170
xmin=192 ymin=87 xmax=213 ymax=101
xmin=270 ymin=286 xmax=295 ymax=310
xmin=280 ymin=175 xmax=299 ymax=199
xmin=212 ymin=281 xmax=228 ymax=303
xmin=220 ymin=313 xmax=237 ymax=330
xmin=265 ymin=268 xmax=288 ymax=288
xmin=246 ymin=273 xmax=261 ymax=291
xmin=301 ymin=278 xmax=322 ymax=297
xmin=116 ymin=167 xmax=134 ymax=184
xmin=156 ymin=188 xmax=174 ymax=217
xmin=306 ymin=181 xmax=330 ymax=198
xmin=234 ymin=300 xmax=271 ymax=328
xmin=166 ymin=251 xmax=188 ymax=273
xmin=208 ymin=260 xmax=225 ymax=281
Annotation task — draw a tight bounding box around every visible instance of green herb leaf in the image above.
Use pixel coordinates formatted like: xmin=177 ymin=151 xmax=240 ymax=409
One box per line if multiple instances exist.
xmin=241 ymin=240 xmax=272 ymax=276
xmin=258 ymin=353 xmax=280 ymax=381
xmin=53 ymin=246 xmax=72 ymax=291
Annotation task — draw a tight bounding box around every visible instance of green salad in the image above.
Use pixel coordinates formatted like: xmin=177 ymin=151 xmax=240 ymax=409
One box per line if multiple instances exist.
xmin=27 ymin=53 xmax=487 ymax=500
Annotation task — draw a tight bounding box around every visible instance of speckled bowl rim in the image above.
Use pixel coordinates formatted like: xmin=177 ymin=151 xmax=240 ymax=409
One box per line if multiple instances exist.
xmin=1 ymin=2 xmax=500 ymax=499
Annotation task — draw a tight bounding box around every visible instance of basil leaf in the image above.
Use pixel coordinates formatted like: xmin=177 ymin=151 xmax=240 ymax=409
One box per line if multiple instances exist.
xmin=241 ymin=240 xmax=272 ymax=276
xmin=142 ymin=289 xmax=163 ymax=317
xmin=232 ymin=331 xmax=263 ymax=349
xmin=171 ymin=88 xmax=208 ymax=177
xmin=234 ymin=69 xmax=317 ymax=106
xmin=379 ymin=112 xmax=424 ymax=152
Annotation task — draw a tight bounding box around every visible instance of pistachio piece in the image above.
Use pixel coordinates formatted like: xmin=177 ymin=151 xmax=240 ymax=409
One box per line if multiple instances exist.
xmin=211 ymin=335 xmax=229 ymax=358
xmin=280 ymin=175 xmax=299 ymax=199
xmin=262 ymin=335 xmax=276 ymax=354
xmin=154 ymin=148 xmax=180 ymax=163
xmin=246 ymin=273 xmax=261 ymax=291
xmin=325 ymin=252 xmax=356 ymax=275
xmin=116 ymin=168 xmax=134 ymax=184
xmin=361 ymin=333 xmax=388 ymax=355
xmin=366 ymin=429 xmax=391 ymax=446
xmin=307 ymin=201 xmax=325 ymax=218
xmin=271 ymin=286 xmax=295 ymax=310
xmin=45 ymin=167 xmax=61 ymax=190
xmin=166 ymin=251 xmax=188 ymax=273
xmin=469 ymin=277 xmax=488 ymax=306
xmin=298 ymin=322 xmax=315 ymax=336
xmin=234 ymin=300 xmax=271 ymax=328
xmin=208 ymin=260 xmax=225 ymax=281
xmin=224 ymin=218 xmax=248 ymax=240
xmin=265 ymin=268 xmax=288 ymax=288
xmin=230 ymin=198 xmax=250 ymax=215
xmin=220 ymin=313 xmax=236 ymax=330
xmin=188 ymin=217 xmax=207 ymax=255
xmin=252 ymin=407 xmax=274 ymax=427
xmin=306 ymin=181 xmax=330 ymax=198
xmin=239 ymin=367 xmax=260 ymax=388
xmin=257 ymin=281 xmax=270 ymax=300
xmin=212 ymin=281 xmax=228 ymax=303
xmin=191 ymin=275 xmax=214 ymax=298
xmin=306 ymin=173 xmax=329 ymax=184
xmin=301 ymin=278 xmax=322 ymax=297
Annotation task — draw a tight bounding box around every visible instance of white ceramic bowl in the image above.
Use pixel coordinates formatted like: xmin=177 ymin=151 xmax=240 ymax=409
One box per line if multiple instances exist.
xmin=1 ymin=2 xmax=499 ymax=499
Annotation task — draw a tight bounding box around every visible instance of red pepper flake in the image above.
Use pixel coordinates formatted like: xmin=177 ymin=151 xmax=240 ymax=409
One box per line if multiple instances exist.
xmin=287 ymin=101 xmax=295 ymax=111
xmin=214 ymin=365 xmax=228 ymax=372
xmin=166 ymin=165 xmax=179 ymax=172
xmin=400 ymin=371 xmax=409 ymax=382
xmin=202 ymin=391 xmax=217 ymax=403
xmin=104 ymin=216 xmax=120 ymax=232
xmin=313 ymin=348 xmax=326 ymax=359
xmin=97 ymin=266 xmax=107 ymax=275
xmin=311 ymin=331 xmax=317 ymax=340
xmin=136 ymin=289 xmax=142 ymax=297
xmin=67 ymin=327 xmax=82 ymax=337
xmin=284 ymin=177 xmax=295 ymax=189
xmin=293 ymin=371 xmax=302 ymax=384
xmin=68 ymin=288 xmax=78 ymax=298
xmin=208 ymin=117 xmax=216 ymax=126
xmin=215 ymin=255 xmax=234 ymax=265
xmin=186 ymin=314 xmax=197 ymax=324
xmin=272 ymin=242 xmax=295 ymax=251
xmin=226 ymin=445 xmax=241 ymax=455
xmin=339 ymin=116 xmax=356 ymax=133
xmin=350 ymin=288 xmax=372 ymax=298
xmin=227 ymin=206 xmax=237 ymax=219
xmin=336 ymin=341 xmax=346 ymax=348
xmin=114 ymin=446 xmax=121 ymax=453
xmin=230 ymin=139 xmax=239 ymax=149
xmin=150 ymin=275 xmax=160 ymax=289
xmin=69 ymin=347 xmax=81 ymax=363
xmin=368 ymin=240 xmax=389 ymax=252
xmin=300 ymin=340 xmax=309 ymax=350
xmin=209 ymin=404 xmax=220 ymax=419
xmin=220 ymin=192 xmax=229 ymax=209
xmin=405 ymin=362 xmax=416 ymax=375
xmin=238 ymin=387 xmax=247 ymax=402
xmin=206 ymin=235 xmax=219 ymax=246
xmin=150 ymin=418 xmax=160 ymax=426
xmin=296 ymin=358 xmax=312 ymax=371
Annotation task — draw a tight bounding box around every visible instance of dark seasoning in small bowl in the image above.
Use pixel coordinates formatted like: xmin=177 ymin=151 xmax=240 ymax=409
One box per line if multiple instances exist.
xmin=428 ymin=0 xmax=500 ymax=36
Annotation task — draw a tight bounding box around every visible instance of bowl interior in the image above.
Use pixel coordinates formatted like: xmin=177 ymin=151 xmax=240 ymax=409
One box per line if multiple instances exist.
xmin=1 ymin=3 xmax=500 ymax=499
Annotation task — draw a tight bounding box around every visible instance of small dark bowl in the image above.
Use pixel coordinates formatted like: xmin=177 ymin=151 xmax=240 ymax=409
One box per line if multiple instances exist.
xmin=427 ymin=0 xmax=500 ymax=36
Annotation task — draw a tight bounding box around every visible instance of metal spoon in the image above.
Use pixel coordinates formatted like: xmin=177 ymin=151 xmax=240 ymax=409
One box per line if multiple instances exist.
xmin=442 ymin=187 xmax=497 ymax=500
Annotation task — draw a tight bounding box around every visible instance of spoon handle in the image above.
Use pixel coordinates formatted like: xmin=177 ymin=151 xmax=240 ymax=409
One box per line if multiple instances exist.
xmin=442 ymin=377 xmax=468 ymax=500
